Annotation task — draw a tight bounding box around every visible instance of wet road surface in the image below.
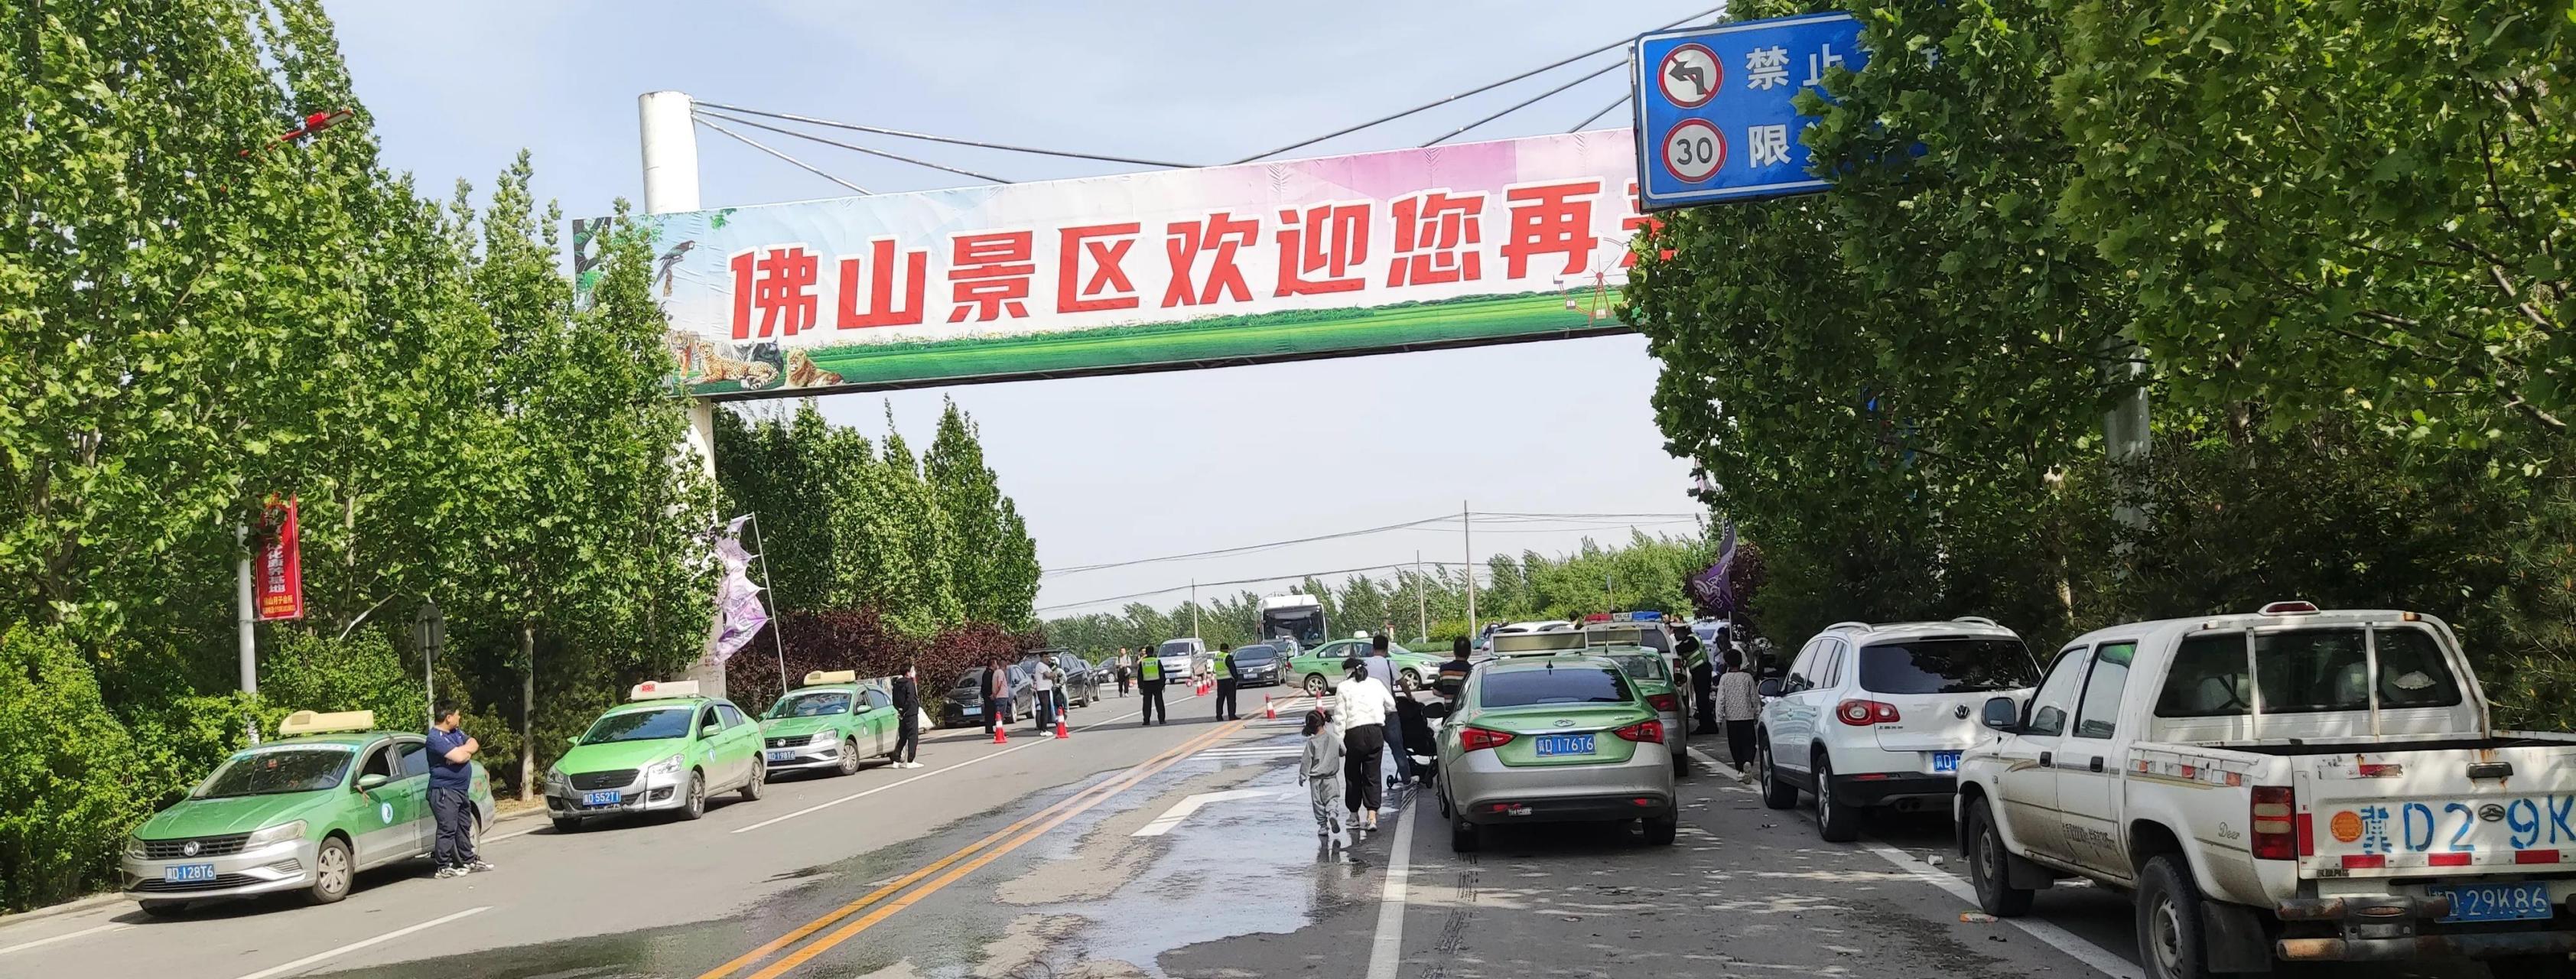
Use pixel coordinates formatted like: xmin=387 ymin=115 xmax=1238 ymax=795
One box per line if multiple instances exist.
xmin=0 ymin=695 xmax=2494 ymax=978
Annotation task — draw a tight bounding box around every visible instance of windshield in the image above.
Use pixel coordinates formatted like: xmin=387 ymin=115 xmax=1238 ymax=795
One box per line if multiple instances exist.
xmin=1233 ymin=646 xmax=1278 ymax=662
xmin=199 ymin=747 xmax=353 ymax=798
xmin=582 ymin=707 xmax=694 ymax=744
xmin=2157 ymin=626 xmax=2464 ymax=717
xmin=1856 ymin=639 xmax=2037 ymax=694
xmin=769 ymin=691 xmax=852 ymax=718
xmin=1157 ymin=640 xmax=1197 ymax=656
xmin=1480 ymin=666 xmax=1634 ymax=707
xmin=1261 ymin=607 xmax=1327 ymax=647
xmin=1603 ymin=653 xmax=1670 ymax=683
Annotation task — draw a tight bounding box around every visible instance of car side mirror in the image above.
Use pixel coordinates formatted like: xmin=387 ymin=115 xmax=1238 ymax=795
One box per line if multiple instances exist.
xmin=1756 ymin=678 xmax=1783 ymax=699
xmin=1981 ymin=697 xmax=2021 ymax=732
xmin=701 ymin=721 xmax=723 ymax=737
xmin=1420 ymin=701 xmax=1450 ymax=720
xmin=356 ymin=773 xmax=390 ymax=792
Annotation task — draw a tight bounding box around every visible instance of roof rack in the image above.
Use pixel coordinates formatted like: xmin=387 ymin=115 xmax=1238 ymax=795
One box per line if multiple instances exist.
xmin=1824 ymin=621 xmax=1874 ymax=633
xmin=1953 ymin=616 xmax=2001 ymax=627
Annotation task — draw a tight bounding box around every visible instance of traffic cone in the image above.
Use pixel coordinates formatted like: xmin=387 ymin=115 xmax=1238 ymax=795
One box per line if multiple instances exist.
xmin=1264 ymin=695 xmax=1277 ymax=720
xmin=992 ymin=725 xmax=1008 ymax=744
xmin=1055 ymin=717 xmax=1071 ymax=740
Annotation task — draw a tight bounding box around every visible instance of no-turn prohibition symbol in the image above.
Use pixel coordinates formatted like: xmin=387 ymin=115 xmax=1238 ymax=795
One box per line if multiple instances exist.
xmin=1661 ymin=119 xmax=1725 ymax=184
xmin=1657 ymin=44 xmax=1721 ymax=109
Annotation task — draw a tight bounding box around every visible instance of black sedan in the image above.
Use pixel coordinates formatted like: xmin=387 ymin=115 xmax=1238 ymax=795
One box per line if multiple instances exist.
xmin=1230 ymin=644 xmax=1289 ymax=688
xmin=1020 ymin=649 xmax=1102 ymax=707
xmin=940 ymin=664 xmax=1036 ymax=728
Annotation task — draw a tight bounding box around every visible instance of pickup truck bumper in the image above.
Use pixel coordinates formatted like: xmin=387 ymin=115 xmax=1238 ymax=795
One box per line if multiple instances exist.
xmin=1831 ymin=772 xmax=1955 ymax=806
xmin=2275 ymin=895 xmax=2576 ymax=962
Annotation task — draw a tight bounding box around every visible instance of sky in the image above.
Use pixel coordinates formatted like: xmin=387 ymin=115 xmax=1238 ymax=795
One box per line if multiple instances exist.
xmin=324 ymin=0 xmax=1712 ymax=619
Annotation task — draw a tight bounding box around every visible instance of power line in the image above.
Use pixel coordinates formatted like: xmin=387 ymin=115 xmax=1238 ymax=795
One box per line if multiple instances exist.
xmin=1570 ymin=92 xmax=1633 ymax=132
xmin=691 ymin=109 xmax=1007 ymax=184
xmin=693 ymin=100 xmax=1202 ymax=170
xmin=1041 ymin=513 xmax=1462 ymax=577
xmin=1228 ymin=5 xmax=1724 ymax=164
xmin=694 ymin=115 xmax=870 ymax=195
xmin=1035 ymin=560 xmax=1484 ymax=614
xmin=1422 ymin=57 xmax=1628 ymax=148
xmin=1042 ymin=510 xmax=1710 ymax=578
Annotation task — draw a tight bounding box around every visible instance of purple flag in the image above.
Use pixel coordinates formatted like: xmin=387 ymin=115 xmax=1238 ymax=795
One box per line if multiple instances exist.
xmin=1688 ymin=521 xmax=1738 ymax=616
xmin=712 ymin=515 xmax=769 ymax=662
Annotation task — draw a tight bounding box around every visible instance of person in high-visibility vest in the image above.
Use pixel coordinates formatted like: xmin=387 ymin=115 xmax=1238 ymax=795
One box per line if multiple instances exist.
xmin=1212 ymin=643 xmax=1240 ymax=720
xmin=1137 ymin=646 xmax=1167 ymax=726
xmin=1682 ymin=627 xmax=1716 ymax=735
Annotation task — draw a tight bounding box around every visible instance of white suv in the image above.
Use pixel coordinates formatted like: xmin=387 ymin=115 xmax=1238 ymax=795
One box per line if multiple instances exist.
xmin=1755 ymin=617 xmax=2038 ymax=841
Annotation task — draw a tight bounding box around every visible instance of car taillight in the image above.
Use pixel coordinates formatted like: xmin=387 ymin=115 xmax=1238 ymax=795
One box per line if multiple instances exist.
xmin=1459 ymin=727 xmax=1516 ymax=753
xmin=1836 ymin=699 xmax=1901 ymax=726
xmin=2252 ymin=785 xmax=2298 ymax=860
xmin=1613 ymin=720 xmax=1665 ymax=744
xmin=1646 ymin=693 xmax=1679 ymax=713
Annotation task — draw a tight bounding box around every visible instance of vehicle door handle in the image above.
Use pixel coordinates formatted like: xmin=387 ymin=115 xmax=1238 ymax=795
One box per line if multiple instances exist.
xmin=2090 ymin=756 xmax=2105 ymax=772
xmin=2038 ymin=751 xmax=2053 ymax=767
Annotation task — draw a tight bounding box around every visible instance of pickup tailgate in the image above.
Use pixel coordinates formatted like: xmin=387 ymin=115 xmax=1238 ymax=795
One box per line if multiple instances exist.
xmin=2296 ymin=742 xmax=2576 ymax=879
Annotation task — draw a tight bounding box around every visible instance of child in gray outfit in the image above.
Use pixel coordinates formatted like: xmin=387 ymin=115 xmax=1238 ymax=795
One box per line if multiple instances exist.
xmin=1298 ymin=709 xmax=1345 ymax=845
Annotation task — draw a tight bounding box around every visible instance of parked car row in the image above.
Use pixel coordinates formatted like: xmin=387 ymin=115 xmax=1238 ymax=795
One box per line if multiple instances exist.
xmin=936 ymin=649 xmax=1106 ymax=728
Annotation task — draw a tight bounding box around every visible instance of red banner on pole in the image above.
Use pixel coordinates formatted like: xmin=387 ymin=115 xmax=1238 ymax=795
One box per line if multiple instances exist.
xmin=256 ymin=498 xmax=304 ymax=621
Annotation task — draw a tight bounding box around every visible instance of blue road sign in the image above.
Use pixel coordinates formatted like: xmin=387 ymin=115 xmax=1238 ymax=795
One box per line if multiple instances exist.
xmin=1632 ymin=12 xmax=1868 ymax=211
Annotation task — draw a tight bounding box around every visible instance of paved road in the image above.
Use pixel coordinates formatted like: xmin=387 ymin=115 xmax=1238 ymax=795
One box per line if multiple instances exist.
xmin=0 ymin=691 xmax=2485 ymax=978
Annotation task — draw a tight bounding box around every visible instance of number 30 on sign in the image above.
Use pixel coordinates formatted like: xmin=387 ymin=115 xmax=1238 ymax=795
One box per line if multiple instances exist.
xmin=1661 ymin=119 xmax=1725 ymax=184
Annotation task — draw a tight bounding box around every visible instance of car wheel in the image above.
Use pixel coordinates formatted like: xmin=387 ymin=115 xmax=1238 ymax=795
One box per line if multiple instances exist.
xmin=740 ymin=758 xmax=766 ymax=802
xmin=677 ymin=770 xmax=707 ymax=821
xmin=1449 ymin=796 xmax=1480 ymax=853
xmin=1303 ymin=674 xmax=1329 ymax=697
xmin=1813 ymin=753 xmax=1859 ymax=842
xmin=1672 ymin=742 xmax=1690 ymax=777
xmin=137 ymin=899 xmax=188 ymax=917
xmin=1966 ymin=798 xmax=2034 ymax=917
xmin=550 ymin=815 xmax=583 ymax=834
xmin=838 ymin=739 xmax=862 ymax=776
xmin=306 ymin=835 xmax=353 ymax=905
xmin=1642 ymin=814 xmax=1678 ymax=846
xmin=1398 ymin=670 xmax=1421 ymax=692
xmin=2137 ymin=855 xmax=2210 ymax=979
xmin=1758 ymin=737 xmax=1797 ymax=809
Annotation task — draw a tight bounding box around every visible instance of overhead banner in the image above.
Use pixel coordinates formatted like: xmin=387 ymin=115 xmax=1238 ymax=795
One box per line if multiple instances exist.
xmin=575 ymin=130 xmax=1654 ymax=398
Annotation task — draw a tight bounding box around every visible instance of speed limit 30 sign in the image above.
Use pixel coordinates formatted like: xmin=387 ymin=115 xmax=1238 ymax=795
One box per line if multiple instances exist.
xmin=1661 ymin=119 xmax=1725 ymax=184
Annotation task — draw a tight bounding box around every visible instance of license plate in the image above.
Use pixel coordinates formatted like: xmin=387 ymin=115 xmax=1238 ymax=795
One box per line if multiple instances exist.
xmin=2431 ymin=882 xmax=2553 ymax=922
xmin=581 ymin=789 xmax=622 ymax=807
xmin=961 ymin=705 xmax=981 ymax=715
xmin=1932 ymin=751 xmax=1962 ymax=773
xmin=1534 ymin=733 xmax=1597 ymax=757
xmin=766 ymin=749 xmax=796 ymax=762
xmin=164 ymin=864 xmax=216 ymax=883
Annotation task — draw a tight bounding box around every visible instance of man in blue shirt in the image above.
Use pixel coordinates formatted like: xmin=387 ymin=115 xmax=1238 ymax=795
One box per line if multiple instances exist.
xmin=426 ymin=704 xmax=492 ymax=878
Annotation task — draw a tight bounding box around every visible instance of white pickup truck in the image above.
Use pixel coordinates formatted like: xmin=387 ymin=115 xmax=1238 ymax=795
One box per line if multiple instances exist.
xmin=1954 ymin=602 xmax=2576 ymax=979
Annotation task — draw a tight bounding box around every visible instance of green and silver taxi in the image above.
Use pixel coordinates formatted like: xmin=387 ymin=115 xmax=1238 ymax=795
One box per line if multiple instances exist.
xmin=1582 ymin=626 xmax=1693 ymax=775
xmin=1289 ymin=636 xmax=1445 ymax=695
xmin=542 ymin=680 xmax=765 ymax=830
xmin=758 ymin=670 xmax=899 ymax=778
xmin=1429 ymin=655 xmax=1677 ymax=853
xmin=120 ymin=710 xmax=495 ymax=913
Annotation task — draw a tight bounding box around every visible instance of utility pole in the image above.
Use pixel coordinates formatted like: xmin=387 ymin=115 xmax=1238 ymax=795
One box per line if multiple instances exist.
xmin=2103 ymin=335 xmax=2151 ymax=542
xmin=1415 ymin=550 xmax=1429 ymax=642
xmin=1189 ymin=578 xmax=1201 ymax=639
xmin=1605 ymin=569 xmax=1615 ymax=613
xmin=1462 ymin=503 xmax=1477 ymax=634
xmin=235 ymin=523 xmax=259 ymax=744
xmin=640 ymin=89 xmax=730 ymax=698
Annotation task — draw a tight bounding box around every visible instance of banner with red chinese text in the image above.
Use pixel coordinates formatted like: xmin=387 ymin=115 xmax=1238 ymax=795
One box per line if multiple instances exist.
xmin=574 ymin=129 xmax=1651 ymax=397
xmin=255 ymin=498 xmax=304 ymax=620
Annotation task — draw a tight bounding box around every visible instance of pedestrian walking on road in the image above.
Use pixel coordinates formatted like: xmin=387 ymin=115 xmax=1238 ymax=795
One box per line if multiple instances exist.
xmin=983 ymin=658 xmax=1011 ymax=733
xmin=1032 ymin=652 xmax=1062 ymax=733
xmin=1298 ymin=708 xmax=1346 ymax=846
xmin=1717 ymin=647 xmax=1762 ymax=781
xmin=1683 ymin=627 xmax=1716 ymax=735
xmin=1114 ymin=648 xmax=1134 ymax=697
xmin=426 ymin=704 xmax=493 ymax=877
xmin=1362 ymin=635 xmax=1416 ymax=785
xmin=890 ymin=662 xmax=923 ymax=768
xmin=1335 ymin=658 xmax=1399 ymax=833
xmin=1212 ymin=642 xmax=1240 ymax=720
xmin=1137 ymin=649 xmax=1167 ymax=726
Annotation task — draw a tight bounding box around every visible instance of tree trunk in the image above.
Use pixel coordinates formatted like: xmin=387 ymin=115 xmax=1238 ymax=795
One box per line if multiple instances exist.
xmin=519 ymin=623 xmax=536 ymax=802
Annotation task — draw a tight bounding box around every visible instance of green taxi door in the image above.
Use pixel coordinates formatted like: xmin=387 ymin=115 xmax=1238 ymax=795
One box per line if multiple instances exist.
xmin=394 ymin=737 xmax=435 ymax=856
xmin=859 ymin=688 xmax=896 ymax=755
xmin=346 ymin=738 xmax=421 ymax=868
xmin=710 ymin=702 xmax=758 ymax=786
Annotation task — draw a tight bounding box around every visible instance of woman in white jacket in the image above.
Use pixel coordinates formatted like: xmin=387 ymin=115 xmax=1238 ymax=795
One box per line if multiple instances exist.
xmin=1335 ymin=657 xmax=1400 ymax=833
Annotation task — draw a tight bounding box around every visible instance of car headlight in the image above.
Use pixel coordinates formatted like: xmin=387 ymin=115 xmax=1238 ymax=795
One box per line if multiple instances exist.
xmin=245 ymin=820 xmax=307 ymax=849
xmin=808 ymin=733 xmax=829 ymax=746
xmin=646 ymin=753 xmax=684 ymax=776
xmin=545 ymin=769 xmax=571 ymax=792
xmin=125 ymin=836 xmax=148 ymax=860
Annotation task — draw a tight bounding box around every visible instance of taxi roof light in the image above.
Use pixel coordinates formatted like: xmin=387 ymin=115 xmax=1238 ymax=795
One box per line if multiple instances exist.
xmin=1491 ymin=632 xmax=1586 ymax=655
xmin=803 ymin=670 xmax=859 ymax=685
xmin=629 ymin=679 xmax=701 ymax=701
xmin=278 ymin=709 xmax=376 ymax=737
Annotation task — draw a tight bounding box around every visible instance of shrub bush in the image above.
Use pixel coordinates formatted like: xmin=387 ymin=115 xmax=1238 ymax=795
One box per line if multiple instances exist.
xmin=0 ymin=623 xmax=154 ymax=911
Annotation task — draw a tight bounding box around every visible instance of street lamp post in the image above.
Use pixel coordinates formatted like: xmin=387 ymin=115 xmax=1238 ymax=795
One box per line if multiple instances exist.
xmin=415 ymin=599 xmax=444 ymax=728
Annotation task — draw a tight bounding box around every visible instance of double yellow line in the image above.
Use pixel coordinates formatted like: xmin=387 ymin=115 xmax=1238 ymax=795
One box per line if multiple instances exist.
xmin=701 ymin=718 xmax=1250 ymax=979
